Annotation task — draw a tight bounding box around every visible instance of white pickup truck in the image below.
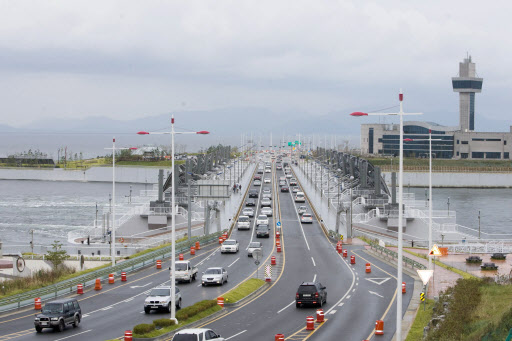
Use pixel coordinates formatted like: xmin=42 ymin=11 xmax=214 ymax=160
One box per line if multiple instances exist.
xmin=173 ymin=261 xmax=198 ymax=283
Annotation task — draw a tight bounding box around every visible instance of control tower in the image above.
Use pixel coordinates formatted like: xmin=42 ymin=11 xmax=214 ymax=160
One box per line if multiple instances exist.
xmin=452 ymin=55 xmax=483 ymax=131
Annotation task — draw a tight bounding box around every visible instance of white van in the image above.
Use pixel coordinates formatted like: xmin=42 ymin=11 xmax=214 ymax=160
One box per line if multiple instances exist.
xmin=237 ymin=216 xmax=251 ymax=230
xmin=295 ymin=192 xmax=305 ymax=203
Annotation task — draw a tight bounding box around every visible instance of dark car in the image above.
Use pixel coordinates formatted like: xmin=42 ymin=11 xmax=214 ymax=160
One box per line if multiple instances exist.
xmin=34 ymin=298 xmax=82 ymax=332
xmin=249 ymin=190 xmax=259 ymax=198
xmin=256 ymin=224 xmax=270 ymax=238
xmin=281 ymin=186 xmax=289 ymax=192
xmin=254 ymin=176 xmax=261 ymax=181
xmin=295 ymin=281 xmax=327 ymax=308
xmin=246 ymin=199 xmax=256 ymax=206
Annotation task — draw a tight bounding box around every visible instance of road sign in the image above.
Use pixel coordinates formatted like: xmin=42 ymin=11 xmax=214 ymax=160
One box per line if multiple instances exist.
xmin=416 ymin=270 xmax=434 ymax=286
xmin=276 ymin=221 xmax=281 ymax=227
xmin=429 ymin=244 xmax=442 ymax=256
xmin=252 ymin=249 xmax=262 ymax=261
xmin=420 ymin=292 xmax=425 ymax=302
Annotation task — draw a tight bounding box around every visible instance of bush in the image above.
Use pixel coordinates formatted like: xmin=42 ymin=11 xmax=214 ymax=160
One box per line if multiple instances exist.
xmin=153 ymin=318 xmax=175 ymax=328
xmin=176 ymin=300 xmax=216 ymax=321
xmin=133 ymin=323 xmax=155 ymax=335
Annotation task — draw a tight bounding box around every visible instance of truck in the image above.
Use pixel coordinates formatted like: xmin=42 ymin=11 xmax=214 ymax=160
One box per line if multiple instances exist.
xmin=173 ymin=260 xmax=198 ymax=283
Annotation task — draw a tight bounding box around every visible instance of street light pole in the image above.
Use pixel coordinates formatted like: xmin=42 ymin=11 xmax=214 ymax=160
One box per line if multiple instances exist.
xmin=351 ymin=90 xmax=422 ymax=340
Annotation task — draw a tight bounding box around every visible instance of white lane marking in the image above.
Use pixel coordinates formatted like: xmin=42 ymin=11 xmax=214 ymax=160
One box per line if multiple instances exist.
xmin=130 ymin=282 xmax=152 ymax=289
xmin=329 ymin=310 xmax=337 ymax=314
xmin=140 ymin=311 xmax=145 ymax=313
xmin=346 ymin=295 xmax=351 ymax=299
xmin=369 ymin=291 xmax=384 ymax=298
xmin=248 ymin=177 xmax=265 ymax=245
xmin=356 ymin=282 xmax=359 ymax=286
xmin=352 ymin=289 xmax=356 ymax=292
xmin=197 ymin=283 xmax=202 ymax=287
xmin=228 ymin=257 xmax=240 ymax=268
xmin=81 ymin=314 xmax=89 ymax=318
xmin=226 ymin=330 xmax=247 ymax=340
xmin=338 ymin=303 xmax=344 ymax=307
xmin=124 ymin=298 xmax=134 ymax=302
xmin=277 ymin=301 xmax=296 ymax=314
xmin=101 ymin=306 xmax=113 ymax=311
xmin=313 ymin=274 xmax=317 ymax=282
xmin=365 ymin=278 xmax=391 ymax=285
xmin=311 ymin=257 xmax=316 ymax=267
xmin=54 ymin=330 xmax=92 ymax=341
xmin=288 ymin=189 xmax=310 ymax=251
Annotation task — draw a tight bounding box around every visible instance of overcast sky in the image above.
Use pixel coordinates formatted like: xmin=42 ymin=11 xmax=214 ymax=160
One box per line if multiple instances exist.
xmin=1 ymin=1 xmax=511 ymax=131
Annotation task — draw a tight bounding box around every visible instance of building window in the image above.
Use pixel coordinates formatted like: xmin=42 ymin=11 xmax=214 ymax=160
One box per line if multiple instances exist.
xmin=457 ymin=152 xmax=459 ymax=156
xmin=461 ymin=141 xmax=468 ymax=145
xmin=486 ymin=138 xmax=501 ymax=142
xmin=485 ymin=152 xmax=501 ymax=159
xmin=461 ymin=153 xmax=469 ymax=159
xmin=378 ymin=138 xmax=382 ymax=143
xmin=505 ymin=140 xmax=508 ymax=145
xmin=369 ymin=128 xmax=374 ymax=154
xmin=472 ymin=152 xmax=484 ymax=159
xmin=472 ymin=138 xmax=485 ymax=141
xmin=457 ymin=140 xmax=459 ymax=144
xmin=505 ymin=152 xmax=509 ymax=159
xmin=469 ymin=92 xmax=475 ymax=131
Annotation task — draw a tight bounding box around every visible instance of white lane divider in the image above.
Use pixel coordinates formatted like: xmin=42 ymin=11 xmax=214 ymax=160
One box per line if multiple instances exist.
xmin=346 ymin=295 xmax=351 ymax=299
xmin=101 ymin=306 xmax=113 ymax=311
xmin=329 ymin=310 xmax=337 ymax=315
xmin=130 ymin=282 xmax=153 ymax=289
xmin=311 ymin=257 xmax=316 ymax=267
xmin=228 ymin=257 xmax=240 ymax=268
xmin=54 ymin=329 xmax=92 ymax=341
xmin=225 ymin=330 xmax=247 ymax=340
xmin=338 ymin=303 xmax=344 ymax=307
xmin=288 ymin=189 xmax=310 ymax=251
xmin=313 ymin=274 xmax=317 ymax=282
xmin=277 ymin=301 xmax=296 ymax=314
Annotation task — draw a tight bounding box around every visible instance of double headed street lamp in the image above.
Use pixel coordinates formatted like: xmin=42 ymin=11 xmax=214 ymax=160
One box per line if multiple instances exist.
xmin=138 ymin=115 xmax=209 ymax=324
xmin=404 ymin=130 xmax=441 ymax=271
xmin=105 ymin=138 xmax=137 ymax=267
xmin=351 ymin=90 xmax=422 ymax=341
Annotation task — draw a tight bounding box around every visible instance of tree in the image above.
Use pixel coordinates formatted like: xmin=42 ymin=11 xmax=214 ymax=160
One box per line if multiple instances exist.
xmin=46 ymin=240 xmax=68 ymax=268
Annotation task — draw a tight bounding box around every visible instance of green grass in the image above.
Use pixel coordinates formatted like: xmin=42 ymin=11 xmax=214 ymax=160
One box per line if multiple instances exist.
xmin=404 ymin=249 xmax=475 ymax=279
xmin=222 ymin=278 xmax=265 ymax=303
xmin=406 ymin=299 xmax=435 ymax=341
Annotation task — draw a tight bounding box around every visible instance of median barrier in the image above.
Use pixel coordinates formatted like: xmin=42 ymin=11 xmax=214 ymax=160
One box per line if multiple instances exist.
xmin=375 ymin=320 xmax=384 ymax=335
xmin=77 ymin=284 xmax=84 ymax=295
xmin=306 ymin=316 xmax=315 ymax=330
xmin=34 ymin=297 xmax=41 ymax=310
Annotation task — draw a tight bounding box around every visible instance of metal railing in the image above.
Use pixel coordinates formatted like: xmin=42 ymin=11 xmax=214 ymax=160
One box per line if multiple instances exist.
xmin=369 ymin=242 xmax=426 ymax=270
xmin=0 ymin=232 xmax=222 ymax=313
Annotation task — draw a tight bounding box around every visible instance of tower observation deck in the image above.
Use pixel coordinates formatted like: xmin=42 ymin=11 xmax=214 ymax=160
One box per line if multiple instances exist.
xmin=452 ymin=55 xmax=483 ymax=132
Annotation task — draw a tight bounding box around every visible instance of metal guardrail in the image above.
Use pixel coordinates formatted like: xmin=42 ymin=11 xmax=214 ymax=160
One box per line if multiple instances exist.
xmin=369 ymin=242 xmax=426 ymax=270
xmin=0 ymin=232 xmax=221 ymax=313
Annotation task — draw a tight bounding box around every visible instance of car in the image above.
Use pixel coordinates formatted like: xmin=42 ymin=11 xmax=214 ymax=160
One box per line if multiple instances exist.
xmin=286 ymin=173 xmax=292 ymax=179
xmin=174 ymin=260 xmax=198 ymax=283
xmin=242 ymin=208 xmax=254 ymax=217
xmin=296 ymin=281 xmax=327 ymax=307
xmin=289 ymin=179 xmax=297 ymax=186
xmin=248 ymin=190 xmax=259 ymax=198
xmin=34 ymin=298 xmax=82 ymax=333
xmin=144 ymin=286 xmax=181 ymax=313
xmin=265 ymin=169 xmax=271 ymax=173
xmin=237 ymin=216 xmax=251 ymax=230
xmin=256 ymin=224 xmax=270 ymax=238
xmin=292 ymin=186 xmax=300 ymax=193
xmin=172 ymin=328 xmax=225 ymax=341
xmin=257 ymin=168 xmax=264 ymax=174
xmin=201 ymin=267 xmax=228 ymax=286
xmin=254 ymin=176 xmax=261 ymax=180
xmin=247 ymin=241 xmax=262 ymax=257
xmin=281 ymin=186 xmax=289 ymax=192
xmin=276 ymin=165 xmax=282 ymax=170
xmin=301 ymin=213 xmax=313 ymax=223
xmin=221 ymin=239 xmax=239 ymax=253
xmin=254 ymin=180 xmax=261 ymax=186
xmin=279 ymin=176 xmax=286 ymax=181
xmin=279 ymin=180 xmax=286 ymax=187
xmin=298 ymin=206 xmax=308 ymax=215
xmin=256 ymin=214 xmax=269 ymax=225
xmin=263 ymin=187 xmax=271 ymax=194
xmin=246 ymin=199 xmax=256 ymax=206
xmin=295 ymin=192 xmax=305 ymax=202
xmin=262 ymin=193 xmax=272 ymax=200
xmin=261 ymin=198 xmax=272 ymax=207
xmin=264 ymin=178 xmax=271 ymax=183
xmin=261 ymin=207 xmax=273 ymax=217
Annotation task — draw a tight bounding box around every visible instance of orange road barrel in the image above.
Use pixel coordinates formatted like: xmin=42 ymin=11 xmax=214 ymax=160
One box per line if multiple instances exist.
xmin=375 ymin=320 xmax=384 ymax=335
xmin=366 ymin=263 xmax=371 ymax=273
xmin=77 ymin=284 xmax=84 ymax=295
xmin=350 ymin=255 xmax=356 ymax=264
xmin=94 ymin=278 xmax=102 ymax=291
xmin=121 ymin=272 xmax=127 ymax=282
xmin=179 ymin=253 xmax=184 ymax=261
xmin=316 ymin=309 xmax=324 ymax=323
xmin=277 ymin=244 xmax=282 ymax=253
xmin=276 ymin=231 xmax=280 ymax=239
xmin=217 ymin=297 xmax=224 ymax=307
xmin=108 ymin=273 xmax=115 ymax=284
xmin=124 ymin=330 xmax=133 ymax=341
xmin=306 ymin=316 xmax=315 ymax=330
xmin=190 ymin=247 xmax=196 ymax=255
xmin=271 ymin=256 xmax=276 ymax=265
xmin=195 ymin=241 xmax=200 ymax=250
xmin=34 ymin=297 xmax=42 ymax=310
xmin=402 ymin=282 xmax=406 ymax=294
xmin=219 ymin=237 xmax=223 ymax=244
xmin=343 ymin=249 xmax=348 ymax=258
xmin=156 ymin=260 xmax=162 ymax=269
xmin=275 ymin=334 xmax=285 ymax=341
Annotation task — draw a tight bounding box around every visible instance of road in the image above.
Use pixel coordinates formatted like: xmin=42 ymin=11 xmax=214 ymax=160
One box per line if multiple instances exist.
xmin=0 ymin=154 xmax=414 ymax=341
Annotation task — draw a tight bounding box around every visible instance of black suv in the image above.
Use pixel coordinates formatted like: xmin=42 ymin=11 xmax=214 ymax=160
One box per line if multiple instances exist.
xmin=296 ymin=281 xmax=327 ymax=308
xmin=249 ymin=190 xmax=259 ymax=198
xmin=34 ymin=298 xmax=82 ymax=332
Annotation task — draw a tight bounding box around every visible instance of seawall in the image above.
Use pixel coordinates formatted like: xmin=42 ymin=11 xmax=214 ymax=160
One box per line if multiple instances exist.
xmin=0 ymin=166 xmax=160 ymax=183
xmin=382 ymin=171 xmax=512 ymax=188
